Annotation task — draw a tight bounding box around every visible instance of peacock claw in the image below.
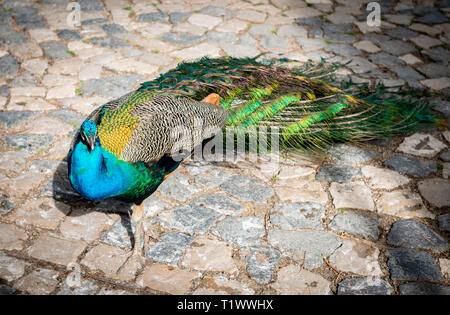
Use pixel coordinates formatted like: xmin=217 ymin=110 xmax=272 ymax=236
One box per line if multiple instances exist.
xmin=114 ymin=247 xmax=145 ymax=275
xmin=129 ymin=248 xmax=146 ymax=266
xmin=113 ymin=203 xmax=149 ymax=275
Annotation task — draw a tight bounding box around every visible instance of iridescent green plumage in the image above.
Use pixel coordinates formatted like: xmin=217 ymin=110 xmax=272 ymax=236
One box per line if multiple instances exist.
xmin=137 ymin=56 xmax=440 ymax=154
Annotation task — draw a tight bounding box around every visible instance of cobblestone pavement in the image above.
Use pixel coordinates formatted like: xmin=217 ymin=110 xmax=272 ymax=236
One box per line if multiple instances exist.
xmin=0 ymin=0 xmax=449 ymax=295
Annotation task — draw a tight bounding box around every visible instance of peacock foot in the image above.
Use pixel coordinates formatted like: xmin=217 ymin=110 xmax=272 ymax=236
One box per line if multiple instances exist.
xmin=128 ymin=246 xmax=147 ymax=266
xmin=122 ymin=230 xmax=147 ymax=267
xmin=113 ymin=247 xmax=146 ymax=277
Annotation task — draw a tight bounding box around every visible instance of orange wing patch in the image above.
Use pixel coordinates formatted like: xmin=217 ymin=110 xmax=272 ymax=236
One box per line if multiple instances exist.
xmin=202 ymin=93 xmax=220 ymax=106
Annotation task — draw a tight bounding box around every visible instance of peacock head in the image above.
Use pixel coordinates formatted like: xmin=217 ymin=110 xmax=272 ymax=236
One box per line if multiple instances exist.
xmin=80 ymin=120 xmax=98 ymax=152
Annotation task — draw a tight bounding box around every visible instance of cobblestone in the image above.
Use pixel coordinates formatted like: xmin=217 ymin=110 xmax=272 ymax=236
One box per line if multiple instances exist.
xmin=28 ymin=235 xmax=87 ymax=266
xmin=40 ymin=42 xmax=72 ymax=59
xmin=337 ymin=277 xmax=394 ymax=295
xmin=353 ymin=40 xmax=380 ymax=53
xmin=330 ymin=182 xmax=375 ymax=211
xmin=193 ymin=275 xmax=254 ymax=295
xmin=0 ymin=253 xmax=28 ymax=282
xmin=316 ymin=164 xmax=361 ymax=183
xmin=57 ymin=279 xmax=99 ymax=295
xmin=393 ymin=67 xmax=425 ymax=82
xmin=213 ymin=216 xmax=264 ymax=246
xmin=418 ymin=178 xmax=450 ymax=207
xmin=275 ymin=178 xmax=328 ymax=204
xmin=239 ymin=245 xmax=280 ymax=284
xmin=158 ymin=172 xmax=201 ymax=202
xmin=421 ymin=47 xmax=450 ymax=65
xmin=432 ymin=98 xmax=450 ymax=113
xmin=188 ymin=14 xmax=222 ymax=29
xmin=361 ymin=166 xmax=410 ymax=190
xmin=0 ymin=110 xmax=38 ymax=128
xmin=189 ymin=194 xmax=246 ymax=216
xmin=387 ymin=27 xmax=419 ymax=40
xmin=272 ymin=265 xmax=331 ymax=295
xmin=369 ymin=53 xmax=405 ymax=67
xmin=81 ymin=243 xmax=130 ymax=278
xmin=0 ymin=223 xmax=28 ymax=250
xmin=329 ymin=213 xmax=379 ymax=240
xmin=399 ymin=282 xmax=450 ymax=295
xmin=388 ymin=219 xmax=448 ymax=253
xmin=330 ymin=239 xmax=382 ymax=276
xmin=397 ymin=133 xmax=447 ymax=158
xmin=181 ymin=236 xmax=237 ymax=273
xmin=270 ymin=202 xmax=324 ymax=229
xmin=220 ymin=175 xmax=273 ymax=203
xmin=384 ymin=154 xmax=437 ymax=177
xmin=387 ymin=248 xmax=443 ymax=281
xmin=147 ymin=232 xmax=194 ymax=266
xmin=0 ymin=194 xmax=14 ymax=215
xmin=0 ymin=172 xmax=47 ymax=197
xmin=100 ymin=215 xmax=134 ymax=249
xmin=138 ymin=263 xmax=200 ymax=294
xmin=57 ymin=29 xmax=82 ymax=41
xmin=169 ymin=12 xmax=192 ymax=25
xmin=377 ymin=190 xmax=433 ymax=219
xmin=268 ymin=229 xmax=341 ymax=269
xmin=60 ymin=210 xmax=116 ymax=242
xmin=438 ymin=213 xmax=450 ymax=232
xmin=14 ymin=268 xmax=59 ymax=295
xmin=296 ymin=38 xmax=326 ymax=52
xmin=156 ymin=204 xmax=221 ymax=236
xmin=81 ymin=74 xmax=145 ymax=98
xmin=328 ymin=144 xmax=377 ymax=165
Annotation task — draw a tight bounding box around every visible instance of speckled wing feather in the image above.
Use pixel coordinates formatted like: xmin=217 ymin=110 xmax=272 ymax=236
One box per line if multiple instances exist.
xmin=96 ymin=92 xmax=227 ymax=164
xmin=121 ymin=93 xmax=228 ymax=163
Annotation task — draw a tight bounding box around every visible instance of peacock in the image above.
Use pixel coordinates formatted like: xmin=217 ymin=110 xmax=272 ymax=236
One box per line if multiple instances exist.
xmin=68 ymin=56 xmax=440 ymax=261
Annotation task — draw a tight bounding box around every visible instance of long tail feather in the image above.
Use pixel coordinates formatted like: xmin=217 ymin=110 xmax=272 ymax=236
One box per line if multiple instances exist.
xmin=138 ymin=56 xmax=442 ymax=154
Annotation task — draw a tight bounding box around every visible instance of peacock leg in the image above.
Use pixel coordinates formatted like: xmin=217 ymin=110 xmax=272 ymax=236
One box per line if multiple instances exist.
xmin=121 ymin=202 xmax=146 ymax=266
xmin=113 ymin=203 xmax=146 ymax=274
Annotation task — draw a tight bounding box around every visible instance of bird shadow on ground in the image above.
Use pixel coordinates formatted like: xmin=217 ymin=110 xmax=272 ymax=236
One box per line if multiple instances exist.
xmin=51 ymin=160 xmax=135 ymax=245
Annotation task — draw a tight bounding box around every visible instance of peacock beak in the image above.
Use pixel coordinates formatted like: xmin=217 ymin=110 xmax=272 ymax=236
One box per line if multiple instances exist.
xmin=87 ymin=135 xmax=96 ymax=152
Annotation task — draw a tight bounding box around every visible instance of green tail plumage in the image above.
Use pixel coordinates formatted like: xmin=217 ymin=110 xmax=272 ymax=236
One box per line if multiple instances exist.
xmin=138 ymin=56 xmax=441 ymax=153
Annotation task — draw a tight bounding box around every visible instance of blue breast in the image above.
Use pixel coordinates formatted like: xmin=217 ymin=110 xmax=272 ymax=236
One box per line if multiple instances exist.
xmin=69 ymin=140 xmax=137 ymax=200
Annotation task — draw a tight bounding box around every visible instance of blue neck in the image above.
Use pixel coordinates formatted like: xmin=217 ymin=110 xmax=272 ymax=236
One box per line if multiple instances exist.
xmin=69 ymin=139 xmax=133 ymax=200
